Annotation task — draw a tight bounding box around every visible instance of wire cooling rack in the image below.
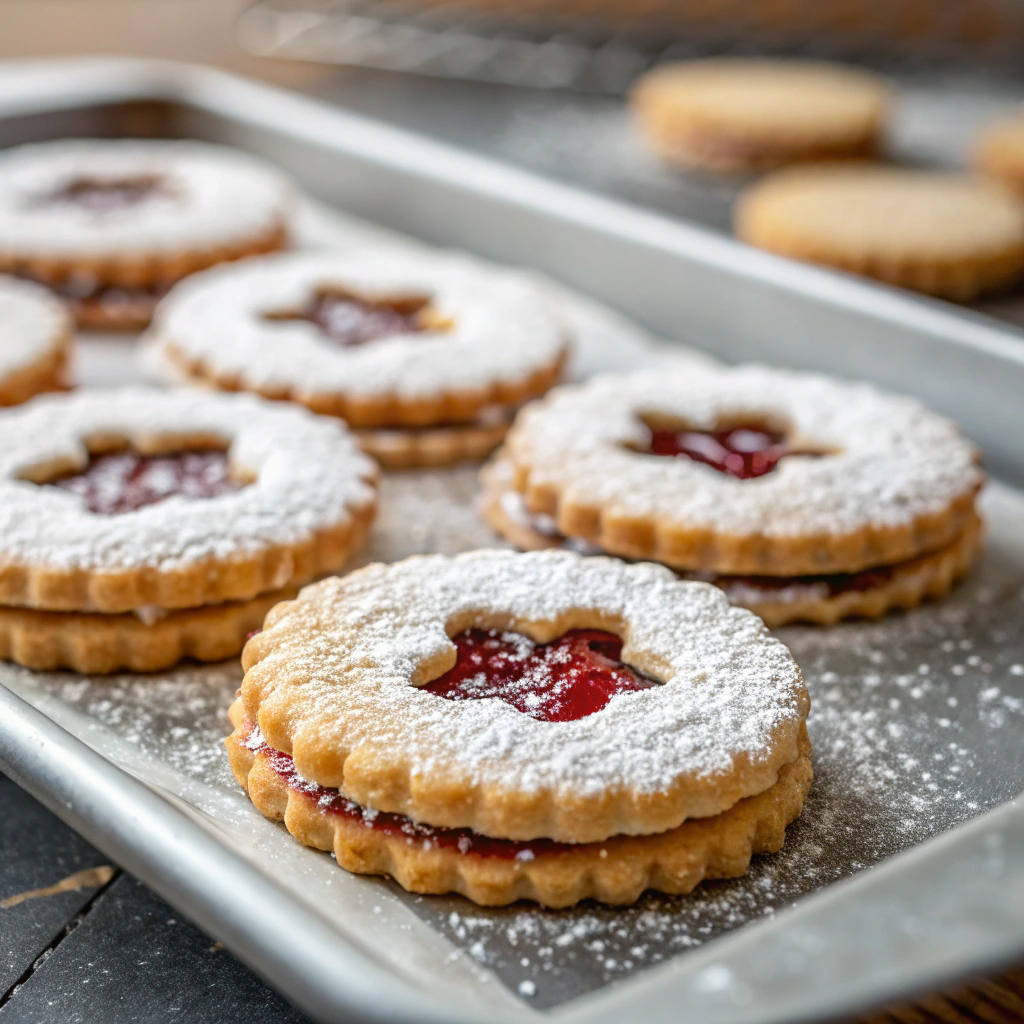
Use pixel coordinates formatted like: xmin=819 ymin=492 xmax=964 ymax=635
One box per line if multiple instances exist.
xmin=236 ymin=0 xmax=1024 ymax=93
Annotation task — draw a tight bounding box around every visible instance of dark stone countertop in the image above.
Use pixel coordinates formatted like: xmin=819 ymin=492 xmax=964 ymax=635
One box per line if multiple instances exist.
xmin=0 ymin=772 xmax=310 ymax=1023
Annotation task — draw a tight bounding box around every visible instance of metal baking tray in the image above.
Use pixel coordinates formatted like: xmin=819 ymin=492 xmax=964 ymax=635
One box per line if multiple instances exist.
xmin=0 ymin=56 xmax=1022 ymax=1024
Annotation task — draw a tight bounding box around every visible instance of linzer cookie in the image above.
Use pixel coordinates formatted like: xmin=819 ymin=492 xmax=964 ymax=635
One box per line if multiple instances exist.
xmin=227 ymin=550 xmax=811 ymax=907
xmin=0 ymin=139 xmax=291 ymax=329
xmin=0 ymin=275 xmax=72 ymax=406
xmin=736 ymin=165 xmax=1024 ymax=299
xmin=0 ymin=388 xmax=376 ymax=672
xmin=145 ymin=250 xmax=569 ymax=468
xmin=630 ymin=59 xmax=888 ymax=173
xmin=483 ymin=366 xmax=984 ymax=626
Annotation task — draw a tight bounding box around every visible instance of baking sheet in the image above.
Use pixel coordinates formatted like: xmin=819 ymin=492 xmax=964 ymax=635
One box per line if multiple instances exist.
xmin=3 ymin=479 xmax=1023 ymax=1009
xmin=1 ymin=199 xmax=1021 ymax=1011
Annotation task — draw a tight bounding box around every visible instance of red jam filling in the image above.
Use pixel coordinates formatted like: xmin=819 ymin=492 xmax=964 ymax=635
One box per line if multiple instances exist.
xmin=423 ymin=628 xmax=656 ymax=723
xmin=267 ymin=289 xmax=430 ymax=348
xmin=245 ymin=724 xmax=584 ymax=860
xmin=48 ymin=450 xmax=243 ymax=515
xmin=717 ymin=565 xmax=896 ymax=598
xmin=514 ymin=497 xmax=898 ymax=598
xmin=46 ymin=175 xmax=162 ymax=211
xmin=646 ymin=426 xmax=795 ymax=479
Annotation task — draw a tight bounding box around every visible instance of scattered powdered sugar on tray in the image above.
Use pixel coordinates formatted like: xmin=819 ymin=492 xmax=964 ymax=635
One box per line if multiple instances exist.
xmin=32 ymin=663 xmax=243 ymax=785
xmin=3 ymin=477 xmax=1022 ymax=1009
xmin=359 ymin=467 xmax=501 ymax=561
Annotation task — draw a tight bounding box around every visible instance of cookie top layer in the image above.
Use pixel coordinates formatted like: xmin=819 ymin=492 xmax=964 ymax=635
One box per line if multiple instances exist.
xmin=0 ymin=275 xmax=71 ymax=379
xmin=737 ymin=165 xmax=1024 ymax=262
xmin=632 ymin=58 xmax=888 ymax=148
xmin=0 ymin=139 xmax=292 ymax=258
xmin=502 ymin=366 xmax=983 ymax=575
xmin=0 ymin=388 xmax=377 ymax=611
xmin=148 ymin=249 xmax=569 ymax=420
xmin=241 ymin=549 xmax=809 ymax=843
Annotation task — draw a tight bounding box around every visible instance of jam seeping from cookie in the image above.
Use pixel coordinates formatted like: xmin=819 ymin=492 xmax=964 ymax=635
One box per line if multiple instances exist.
xmin=502 ymin=489 xmax=902 ymax=600
xmin=645 ymin=425 xmax=794 ymax=479
xmin=244 ymin=722 xmax=590 ymax=859
xmin=49 ymin=449 xmax=243 ymax=515
xmin=423 ymin=628 xmax=656 ymax=722
xmin=711 ymin=566 xmax=897 ymax=601
xmin=266 ymin=288 xmax=433 ymax=348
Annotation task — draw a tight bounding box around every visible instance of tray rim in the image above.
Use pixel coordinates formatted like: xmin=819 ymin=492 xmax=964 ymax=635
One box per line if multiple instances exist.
xmin=0 ymin=54 xmax=1022 ymax=1024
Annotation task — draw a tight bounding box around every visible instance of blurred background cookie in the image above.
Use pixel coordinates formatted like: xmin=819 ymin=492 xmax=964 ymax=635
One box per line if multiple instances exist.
xmin=630 ymin=58 xmax=890 ymax=174
xmin=735 ymin=164 xmax=1024 ymax=299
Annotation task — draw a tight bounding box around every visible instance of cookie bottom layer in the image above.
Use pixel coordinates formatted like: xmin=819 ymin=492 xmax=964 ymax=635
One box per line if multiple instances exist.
xmin=482 ymin=465 xmax=982 ymax=627
xmin=166 ymin=363 xmax=512 ymax=469
xmin=68 ymin=287 xmax=165 ymax=332
xmin=0 ymin=344 xmax=70 ymax=407
xmin=641 ymin=123 xmax=876 ymax=174
xmin=226 ymin=705 xmax=812 ymax=908
xmin=357 ymin=415 xmax=510 ymax=470
xmin=0 ymin=588 xmax=293 ymax=674
xmin=161 ymin=342 xmax=566 ymax=431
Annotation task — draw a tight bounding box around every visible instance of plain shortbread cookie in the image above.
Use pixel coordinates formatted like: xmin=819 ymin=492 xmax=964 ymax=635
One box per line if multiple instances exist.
xmin=630 ymin=58 xmax=889 ymax=173
xmin=736 ymin=165 xmax=1024 ymax=299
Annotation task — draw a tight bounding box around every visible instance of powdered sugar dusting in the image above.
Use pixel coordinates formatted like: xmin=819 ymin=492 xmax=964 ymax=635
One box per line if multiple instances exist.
xmin=254 ymin=550 xmax=807 ymax=807
xmin=508 ymin=365 xmax=982 ymax=539
xmin=0 ymin=139 xmax=291 ymax=256
xmin=3 ymin=478 xmax=1022 ymax=1008
xmin=0 ymin=387 xmax=376 ymax=571
xmin=148 ymin=249 xmax=568 ymax=400
xmin=0 ymin=274 xmax=69 ymax=377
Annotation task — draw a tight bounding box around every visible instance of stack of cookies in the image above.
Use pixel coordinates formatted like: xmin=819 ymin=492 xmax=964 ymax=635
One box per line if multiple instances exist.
xmin=0 ymin=388 xmax=377 ymax=674
xmin=227 ymin=550 xmax=812 ymax=907
xmin=144 ymin=249 xmax=570 ymax=469
xmin=483 ymin=364 xmax=985 ymax=626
